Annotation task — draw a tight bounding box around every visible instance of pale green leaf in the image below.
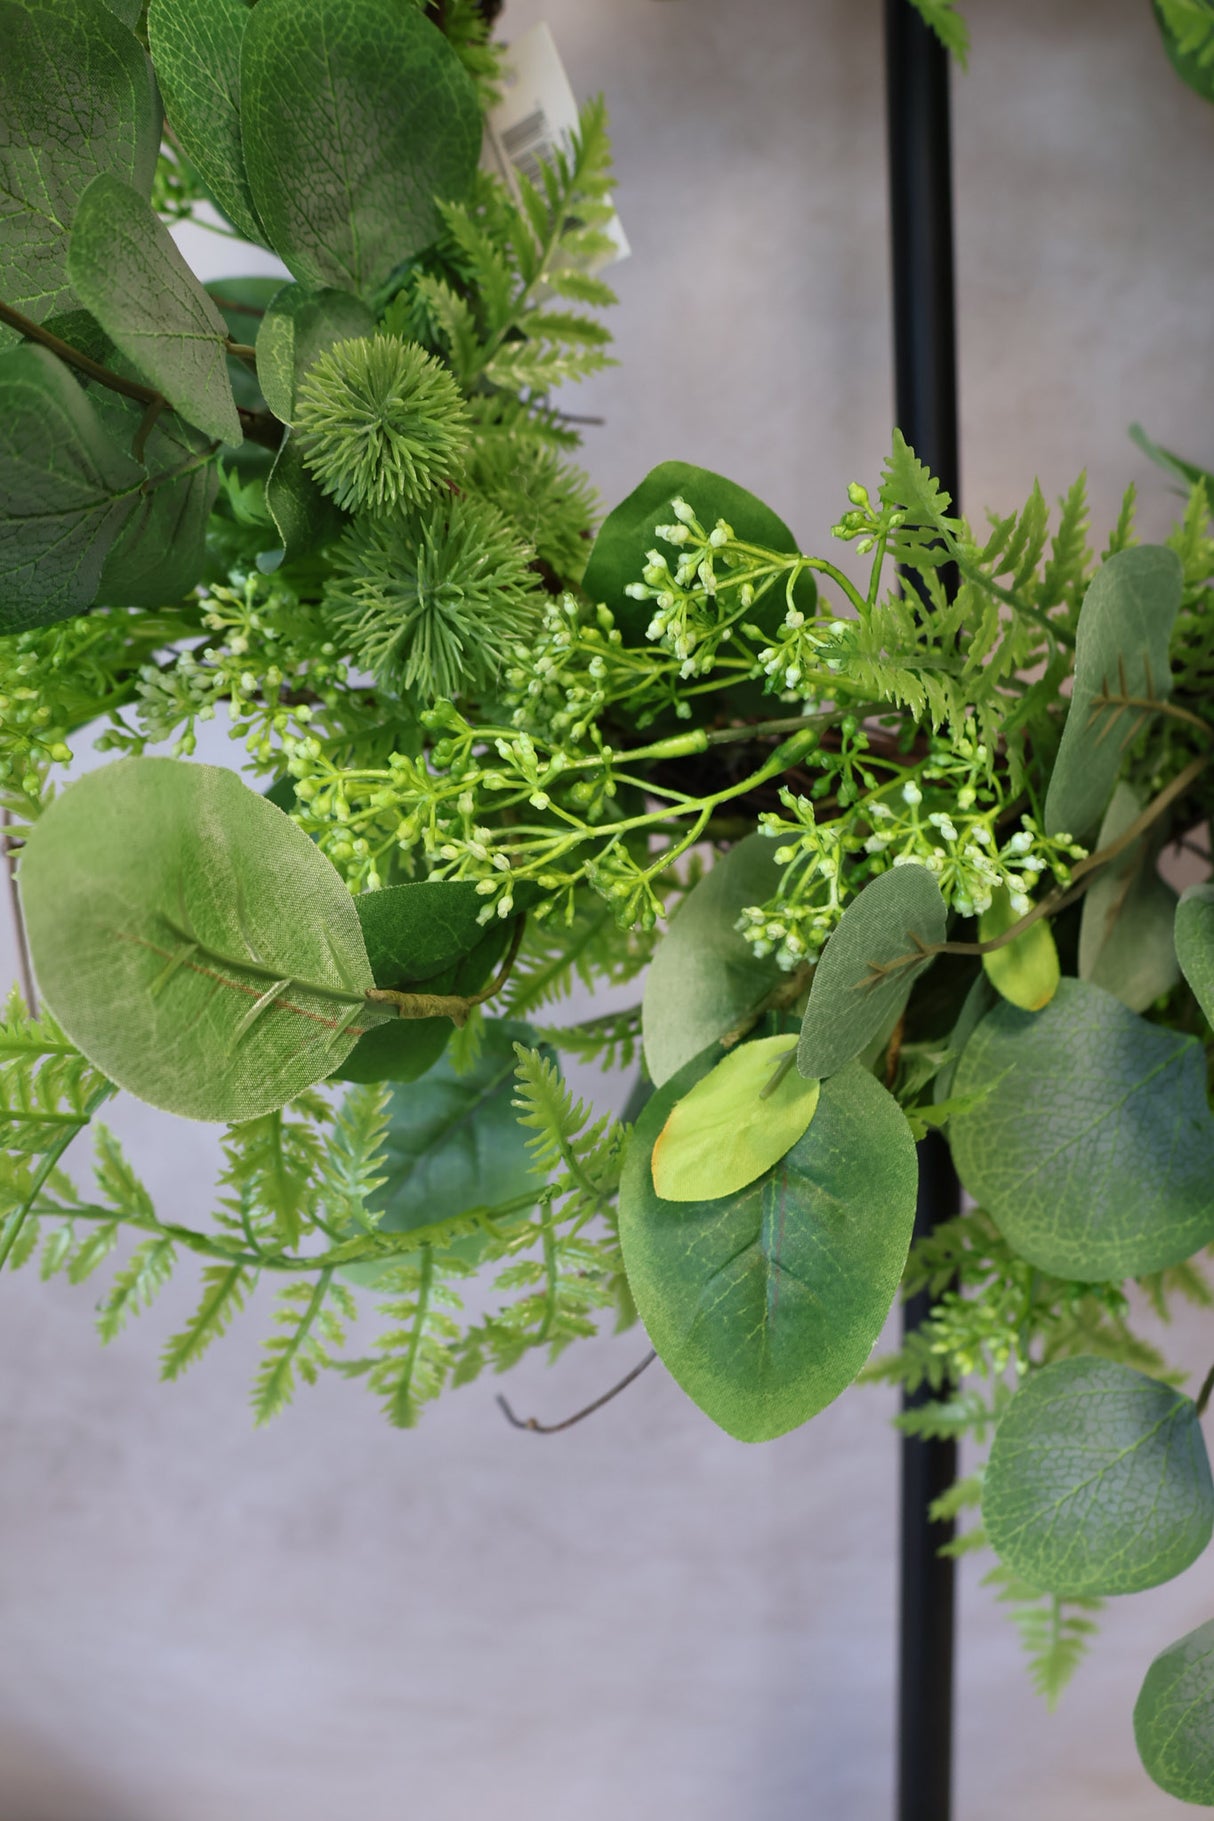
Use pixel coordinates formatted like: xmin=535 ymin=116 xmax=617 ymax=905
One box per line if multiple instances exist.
xmin=68 ymin=173 xmax=241 ymax=444
xmin=950 ymin=979 xmax=1214 ymax=1279
xmin=0 ymin=0 xmax=159 ymax=324
xmin=980 ymin=886 xmax=1060 ymax=1012
xmin=642 ymin=835 xmax=784 ymax=1088
xmin=19 ymin=758 xmax=377 ymax=1123
xmin=239 ymin=0 xmax=481 ymax=300
xmin=652 ymin=1036 xmax=819 ymax=1202
xmin=984 ymin=1358 xmax=1214 ymax=1596
xmin=619 ymin=1052 xmax=918 ymax=1442
xmin=1043 ymin=546 xmax=1183 ymax=842
xmin=797 ymin=865 xmax=946 ymax=1080
xmin=1135 ymin=1617 xmax=1214 ymax=1804
xmin=1078 ymin=783 xmax=1179 ymax=1012
xmin=147 ymin=0 xmax=265 ymax=244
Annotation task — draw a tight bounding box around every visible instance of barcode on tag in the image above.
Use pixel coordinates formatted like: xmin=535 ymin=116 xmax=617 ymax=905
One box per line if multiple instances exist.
xmin=499 ymin=106 xmax=554 ymax=188
xmin=483 ymin=22 xmax=630 ymax=269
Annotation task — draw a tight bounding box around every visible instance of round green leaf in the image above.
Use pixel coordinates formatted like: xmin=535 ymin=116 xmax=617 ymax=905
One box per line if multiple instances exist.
xmin=1135 ymin=1618 xmax=1214 ymax=1805
xmin=68 ymin=173 xmax=242 ymax=445
xmin=652 ymin=1036 xmax=820 ymax=1202
xmin=19 ymin=759 xmax=377 ymax=1123
xmin=1176 ymin=882 xmax=1214 ymax=1027
xmin=582 ymin=460 xmax=816 ymax=644
xmin=619 ymin=1052 xmax=918 ymax=1441
xmin=797 ymin=864 xmax=946 ymax=1080
xmin=984 ymin=1358 xmax=1214 ymax=1597
xmin=1078 ymin=783 xmax=1178 ymax=1013
xmin=950 ymin=978 xmax=1214 ymax=1279
xmin=0 ymin=0 xmax=160 ymax=326
xmin=239 ymin=0 xmax=481 ymax=299
xmin=255 ymin=283 xmax=375 ymax=425
xmin=642 ymin=835 xmax=785 ymax=1088
xmin=979 ymin=885 xmax=1060 ymax=1012
xmin=1043 ymin=545 xmax=1183 ymax=843
xmin=147 ymin=0 xmax=266 ymax=245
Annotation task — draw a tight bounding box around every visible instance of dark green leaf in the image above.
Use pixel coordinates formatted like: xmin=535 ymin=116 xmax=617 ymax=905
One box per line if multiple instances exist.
xmin=0 ymin=0 xmax=159 ymax=325
xmin=1153 ymin=0 xmax=1214 ymax=105
xmin=239 ymin=0 xmax=481 ymax=299
xmin=0 ymin=343 xmax=144 ymax=632
xmin=255 ymin=283 xmax=375 ymax=424
xmin=333 ymin=880 xmax=539 ymax=1085
xmin=1135 ymin=1617 xmax=1214 ymax=1804
xmin=642 ymin=835 xmax=784 ymax=1087
xmin=264 ymin=433 xmax=344 ymax=564
xmin=619 ymin=1051 xmax=918 ymax=1441
xmin=19 ymin=758 xmax=377 ymax=1123
xmin=1175 ymin=882 xmax=1214 ymax=1027
xmin=583 ymin=460 xmax=816 ymax=643
xmin=950 ymin=979 xmax=1214 ymax=1279
xmin=652 ymin=1036 xmax=819 ymax=1201
xmin=1078 ymin=783 xmax=1179 ymax=1013
xmin=361 ymin=1016 xmax=542 ymax=1260
xmin=68 ymin=173 xmax=241 ymax=444
xmin=797 ymin=865 xmax=946 ymax=1080
xmin=147 ymin=0 xmax=265 ymax=245
xmin=984 ymin=1358 xmax=1214 ymax=1597
xmin=932 ymin=969 xmax=996 ymax=1106
xmin=1043 ymin=546 xmax=1183 ymax=842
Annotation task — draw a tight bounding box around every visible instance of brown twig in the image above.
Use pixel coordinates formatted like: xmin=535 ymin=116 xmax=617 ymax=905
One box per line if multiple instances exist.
xmin=496 ymin=1350 xmax=658 ymax=1434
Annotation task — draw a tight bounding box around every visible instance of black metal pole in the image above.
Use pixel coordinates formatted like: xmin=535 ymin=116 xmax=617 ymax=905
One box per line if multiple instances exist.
xmin=884 ymin=8 xmax=963 ymax=1821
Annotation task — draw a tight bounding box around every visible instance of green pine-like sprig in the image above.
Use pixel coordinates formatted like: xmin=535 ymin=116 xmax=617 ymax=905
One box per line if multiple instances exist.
xmin=296 ymin=334 xmax=471 ymax=515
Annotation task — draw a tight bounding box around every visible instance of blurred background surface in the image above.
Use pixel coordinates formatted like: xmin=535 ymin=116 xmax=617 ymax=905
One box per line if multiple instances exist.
xmin=3 ymin=2 xmax=1214 ymax=1816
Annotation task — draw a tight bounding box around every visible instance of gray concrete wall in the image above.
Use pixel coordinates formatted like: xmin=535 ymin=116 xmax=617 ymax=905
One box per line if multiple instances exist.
xmin=3 ymin=3 xmax=1214 ymax=1817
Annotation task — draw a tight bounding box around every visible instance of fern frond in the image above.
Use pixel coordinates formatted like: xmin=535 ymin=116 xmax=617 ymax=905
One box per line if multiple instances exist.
xmin=506 ymin=891 xmax=653 ymax=1013
xmin=97 ymin=1236 xmax=176 ymax=1343
xmin=1157 ymin=0 xmax=1214 ymax=66
xmin=352 ymin=1249 xmax=473 ymax=1427
xmin=511 ymin=1044 xmax=627 ymax=1224
xmin=907 ymin=0 xmax=970 ymax=63
xmin=469 ymin=1222 xmax=617 ymax=1370
xmin=532 ymin=1004 xmax=642 ymax=1073
xmin=218 ymin=1092 xmax=331 ymax=1251
xmin=252 ymin=1271 xmax=357 ymax=1423
xmin=0 ymin=989 xmax=108 ymax=1157
xmin=985 ymin=1566 xmax=1104 ymax=1709
xmin=319 ymin=1082 xmax=391 ymax=1235
xmin=162 ymin=1263 xmax=257 ymax=1381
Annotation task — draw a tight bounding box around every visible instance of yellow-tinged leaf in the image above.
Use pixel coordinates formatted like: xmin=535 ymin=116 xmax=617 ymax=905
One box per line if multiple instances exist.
xmin=980 ymin=887 xmax=1060 ymax=1012
xmin=651 ymin=1036 xmax=820 ymax=1202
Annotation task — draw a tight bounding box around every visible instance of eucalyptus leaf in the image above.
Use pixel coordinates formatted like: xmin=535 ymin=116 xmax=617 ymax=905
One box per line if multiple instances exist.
xmin=255 ymin=283 xmax=375 ymax=424
xmin=333 ymin=880 xmax=538 ymax=1086
xmin=95 ymin=404 xmax=219 ymax=606
xmin=68 ymin=174 xmax=242 ymax=445
xmin=582 ymin=459 xmax=816 ymax=643
xmin=1078 ymin=782 xmax=1178 ymax=1012
xmin=353 ymin=1017 xmax=543 ymax=1273
xmin=0 ymin=0 xmax=159 ymax=325
xmin=984 ymin=1357 xmax=1214 ymax=1597
xmin=19 ymin=759 xmax=378 ymax=1123
xmin=652 ymin=1036 xmax=820 ymax=1202
xmin=797 ymin=864 xmax=946 ymax=1080
xmin=950 ymin=978 xmax=1214 ymax=1279
xmin=642 ymin=835 xmax=785 ymax=1087
xmin=979 ymin=886 xmax=1060 ymax=1012
xmin=0 ymin=343 xmax=145 ymax=632
xmin=239 ymin=0 xmax=482 ymax=299
xmin=932 ymin=969 xmax=997 ymax=1106
xmin=619 ymin=1052 xmax=917 ymax=1441
xmin=147 ymin=0 xmax=266 ymax=245
xmin=1135 ymin=1618 xmax=1214 ymax=1805
xmin=1043 ymin=545 xmax=1183 ymax=842
xmin=265 ymin=434 xmax=344 ymax=564
xmin=1175 ymin=882 xmax=1214 ymax=1027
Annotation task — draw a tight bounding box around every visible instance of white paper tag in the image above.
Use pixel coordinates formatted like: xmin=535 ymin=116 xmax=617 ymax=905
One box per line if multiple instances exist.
xmin=483 ymin=22 xmax=630 ymax=269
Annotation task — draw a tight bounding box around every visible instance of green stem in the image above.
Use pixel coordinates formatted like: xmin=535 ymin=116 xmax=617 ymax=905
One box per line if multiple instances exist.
xmin=1196 ymin=1361 xmax=1214 ymax=1419
xmin=391 ymin=1245 xmax=433 ymax=1425
xmin=0 ymin=1079 xmax=114 ymax=1273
